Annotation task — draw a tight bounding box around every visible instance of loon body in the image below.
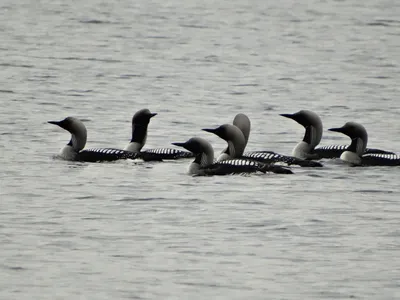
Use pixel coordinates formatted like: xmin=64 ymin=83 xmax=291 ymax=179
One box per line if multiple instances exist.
xmin=280 ymin=110 xmax=323 ymax=160
xmin=48 ymin=117 xmax=138 ymax=162
xmin=329 ymin=122 xmax=400 ymax=166
xmin=202 ymin=122 xmax=293 ymax=173
xmin=202 ymin=124 xmax=247 ymax=162
xmin=172 ymin=137 xmax=292 ymax=176
xmin=208 ymin=114 xmax=321 ymax=167
xmin=280 ymin=110 xmax=394 ymax=160
xmin=124 ymin=109 xmax=193 ymax=161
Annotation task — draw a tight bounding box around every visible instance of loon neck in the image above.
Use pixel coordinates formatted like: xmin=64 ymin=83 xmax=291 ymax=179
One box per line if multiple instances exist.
xmin=194 ymin=152 xmax=213 ymax=166
xmin=303 ymin=125 xmax=321 ymax=148
xmin=131 ymin=123 xmax=149 ymax=146
xmin=339 ymin=137 xmax=365 ymax=165
xmin=219 ymin=139 xmax=238 ymax=160
xmin=189 ymin=152 xmax=213 ymax=175
xmin=221 ymin=137 xmax=244 ymax=161
xmin=67 ymin=127 xmax=86 ymax=152
xmin=347 ymin=137 xmax=366 ymax=156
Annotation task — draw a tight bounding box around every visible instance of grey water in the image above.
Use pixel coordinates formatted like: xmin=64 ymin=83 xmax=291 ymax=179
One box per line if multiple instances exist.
xmin=1 ymin=0 xmax=400 ymax=299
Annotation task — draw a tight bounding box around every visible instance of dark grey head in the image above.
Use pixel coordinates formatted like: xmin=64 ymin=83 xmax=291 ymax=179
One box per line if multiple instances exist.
xmin=280 ymin=110 xmax=323 ymax=147
xmin=172 ymin=137 xmax=214 ymax=165
xmin=132 ymin=108 xmax=157 ymax=125
xmin=48 ymin=116 xmax=87 ymax=151
xmin=233 ymin=113 xmax=251 ymax=147
xmin=130 ymin=108 xmax=157 ymax=144
xmin=329 ymin=122 xmax=368 ymax=154
xmin=202 ymin=124 xmax=246 ymax=158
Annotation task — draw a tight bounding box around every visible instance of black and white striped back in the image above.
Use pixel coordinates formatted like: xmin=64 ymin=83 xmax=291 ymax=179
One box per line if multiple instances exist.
xmin=200 ymin=159 xmax=264 ymax=176
xmin=361 ymin=153 xmax=400 ymax=166
xmin=313 ymin=145 xmax=395 ymax=159
xmin=198 ymin=158 xmax=293 ymax=175
xmin=140 ymin=148 xmax=194 ymax=161
xmin=216 ymin=159 xmax=261 ymax=167
xmin=243 ymin=151 xmax=323 ymax=167
xmin=79 ymin=148 xmax=139 ymax=162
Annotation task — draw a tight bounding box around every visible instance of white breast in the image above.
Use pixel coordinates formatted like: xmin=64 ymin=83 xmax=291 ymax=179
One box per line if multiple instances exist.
xmin=187 ymin=162 xmax=201 ymax=175
xmin=292 ymin=141 xmax=313 ymax=160
xmin=59 ymin=145 xmax=78 ymax=160
xmin=124 ymin=142 xmax=142 ymax=153
xmin=340 ymin=151 xmax=362 ymax=165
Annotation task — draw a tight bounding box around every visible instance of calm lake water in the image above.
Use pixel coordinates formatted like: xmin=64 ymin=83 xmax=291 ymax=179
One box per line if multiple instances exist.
xmin=1 ymin=0 xmax=399 ymax=299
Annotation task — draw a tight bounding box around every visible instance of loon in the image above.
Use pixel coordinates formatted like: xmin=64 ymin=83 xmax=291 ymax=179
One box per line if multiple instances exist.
xmin=202 ymin=124 xmax=247 ymax=162
xmin=329 ymin=122 xmax=400 ymax=166
xmin=48 ymin=117 xmax=138 ymax=162
xmin=280 ymin=110 xmax=394 ymax=159
xmin=204 ymin=114 xmax=321 ymax=167
xmin=172 ymin=137 xmax=293 ymax=175
xmin=124 ymin=108 xmax=194 ymax=161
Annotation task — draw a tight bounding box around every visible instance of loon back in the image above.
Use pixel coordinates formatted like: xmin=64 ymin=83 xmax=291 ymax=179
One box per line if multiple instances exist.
xmin=243 ymin=150 xmax=323 ymax=167
xmin=78 ymin=148 xmax=139 ymax=162
xmin=140 ymin=148 xmax=194 ymax=161
xmin=200 ymin=158 xmax=293 ymax=175
xmin=360 ymin=153 xmax=400 ymax=166
xmin=313 ymin=144 xmax=395 ymax=159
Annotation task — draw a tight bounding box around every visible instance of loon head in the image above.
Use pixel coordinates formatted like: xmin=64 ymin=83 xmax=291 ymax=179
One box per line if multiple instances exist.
xmin=280 ymin=110 xmax=323 ymax=148
xmin=329 ymin=122 xmax=368 ymax=156
xmin=233 ymin=113 xmax=251 ymax=148
xmin=125 ymin=108 xmax=157 ymax=152
xmin=48 ymin=117 xmax=87 ymax=152
xmin=172 ymin=137 xmax=214 ymax=167
xmin=202 ymin=124 xmax=246 ymax=160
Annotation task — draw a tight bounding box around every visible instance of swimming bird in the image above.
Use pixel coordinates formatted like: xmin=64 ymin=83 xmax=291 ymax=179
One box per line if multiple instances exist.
xmin=48 ymin=117 xmax=138 ymax=162
xmin=123 ymin=108 xmax=194 ymax=161
xmin=280 ymin=110 xmax=323 ymax=160
xmin=280 ymin=110 xmax=394 ymax=159
xmin=328 ymin=122 xmax=400 ymax=166
xmin=204 ymin=114 xmax=321 ymax=167
xmin=202 ymin=124 xmax=247 ymax=162
xmin=172 ymin=137 xmax=293 ymax=175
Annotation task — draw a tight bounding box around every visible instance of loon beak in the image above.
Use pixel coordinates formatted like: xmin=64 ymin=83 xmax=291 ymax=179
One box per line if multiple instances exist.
xmin=48 ymin=120 xmax=60 ymax=126
xmin=171 ymin=142 xmax=186 ymax=148
xmin=328 ymin=127 xmax=344 ymax=133
xmin=202 ymin=128 xmax=216 ymax=134
xmin=280 ymin=113 xmax=294 ymax=119
xmin=172 ymin=141 xmax=191 ymax=152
